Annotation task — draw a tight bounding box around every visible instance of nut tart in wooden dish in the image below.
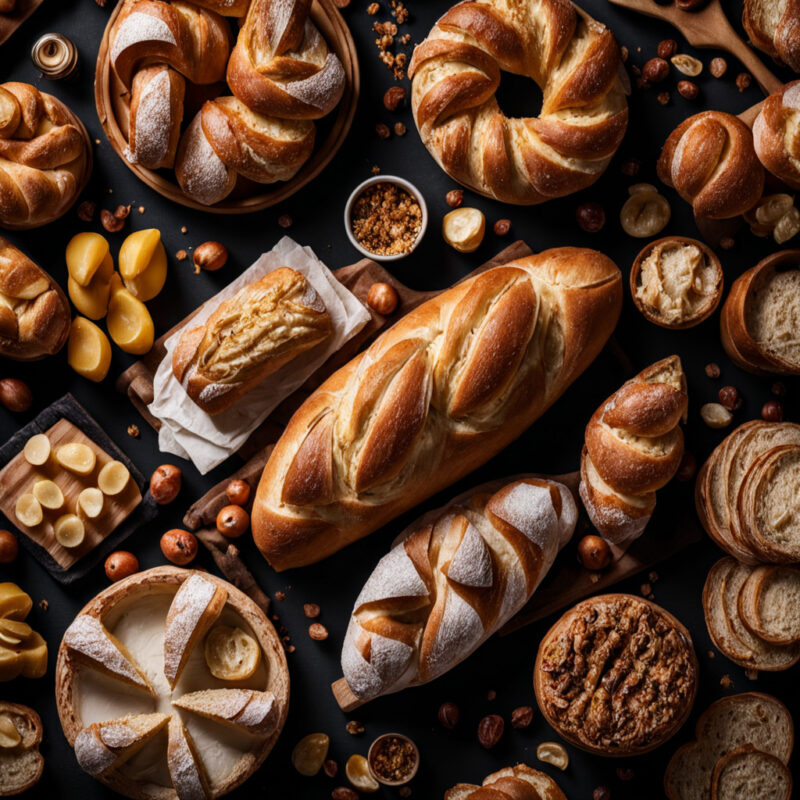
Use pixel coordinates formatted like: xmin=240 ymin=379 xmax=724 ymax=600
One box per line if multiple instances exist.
xmin=56 ymin=566 xmax=289 ymax=800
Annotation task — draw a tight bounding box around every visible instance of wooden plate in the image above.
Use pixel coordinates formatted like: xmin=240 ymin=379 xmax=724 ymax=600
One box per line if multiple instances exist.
xmin=94 ymin=0 xmax=359 ymax=214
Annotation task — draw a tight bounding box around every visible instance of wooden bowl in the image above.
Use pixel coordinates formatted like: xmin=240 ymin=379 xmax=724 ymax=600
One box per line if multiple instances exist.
xmin=533 ymin=593 xmax=698 ymax=758
xmin=55 ymin=566 xmax=289 ymax=800
xmin=94 ymin=0 xmax=359 ymax=214
xmin=630 ymin=236 xmax=723 ymax=330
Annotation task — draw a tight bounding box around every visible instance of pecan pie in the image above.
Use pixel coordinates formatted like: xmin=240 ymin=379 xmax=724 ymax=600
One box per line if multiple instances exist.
xmin=534 ymin=594 xmax=698 ymax=756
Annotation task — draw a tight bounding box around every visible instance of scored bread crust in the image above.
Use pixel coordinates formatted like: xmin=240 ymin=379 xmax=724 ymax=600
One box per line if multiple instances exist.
xmin=253 ymin=248 xmax=622 ymax=571
xmin=710 ymin=745 xmax=793 ymax=800
xmin=753 ymin=82 xmax=800 ymax=190
xmin=55 ymin=566 xmax=289 ymax=800
xmin=0 ymin=702 xmax=44 ymax=797
xmin=743 ymin=0 xmax=800 ymax=71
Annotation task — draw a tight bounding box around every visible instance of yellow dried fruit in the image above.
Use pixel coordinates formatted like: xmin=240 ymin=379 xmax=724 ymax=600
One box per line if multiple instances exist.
xmin=292 ymin=733 xmax=330 ymax=776
xmin=346 ymin=754 xmax=380 ymax=792
xmin=536 ymin=741 xmax=569 ymax=771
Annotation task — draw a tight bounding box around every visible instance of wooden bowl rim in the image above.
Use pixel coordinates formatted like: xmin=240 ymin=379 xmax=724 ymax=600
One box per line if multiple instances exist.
xmin=93 ymin=0 xmax=359 ymax=214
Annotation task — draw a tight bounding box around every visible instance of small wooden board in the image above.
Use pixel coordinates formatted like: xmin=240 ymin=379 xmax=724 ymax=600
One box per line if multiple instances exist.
xmin=0 ymin=394 xmax=157 ymax=583
xmin=0 ymin=0 xmax=45 ymax=48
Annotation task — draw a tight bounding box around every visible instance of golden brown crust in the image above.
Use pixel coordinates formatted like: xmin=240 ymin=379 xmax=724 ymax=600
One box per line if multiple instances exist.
xmin=253 ymin=248 xmax=622 ymax=571
xmin=753 ymin=81 xmax=800 ymax=190
xmin=743 ymin=0 xmax=800 ymax=71
xmin=0 ymin=702 xmax=43 ymax=797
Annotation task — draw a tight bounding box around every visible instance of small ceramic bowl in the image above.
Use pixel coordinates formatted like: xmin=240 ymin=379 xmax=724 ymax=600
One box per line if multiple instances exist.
xmin=367 ymin=732 xmax=420 ymax=786
xmin=343 ymin=175 xmax=428 ymax=263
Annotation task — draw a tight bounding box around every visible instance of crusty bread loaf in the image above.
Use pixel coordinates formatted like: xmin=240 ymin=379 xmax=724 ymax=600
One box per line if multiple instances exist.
xmin=172 ymin=267 xmax=333 ymax=415
xmin=664 ymin=692 xmax=794 ymax=800
xmin=753 ymin=81 xmax=800 ymax=190
xmin=252 ymin=248 xmax=622 ymax=570
xmin=739 ymin=565 xmax=800 ymax=644
xmin=0 ymin=703 xmax=43 ymax=797
xmin=579 ymin=356 xmax=687 ymax=545
xmin=0 ymin=236 xmax=70 ymax=361
xmin=409 ymin=0 xmax=628 ymax=205
xmin=721 ymin=252 xmax=800 ymax=375
xmin=341 ymin=476 xmax=577 ymax=701
xmin=711 ymin=745 xmax=792 ymax=800
xmin=743 ymin=0 xmax=800 ymax=71
xmin=445 ymin=764 xmax=567 ymax=800
xmin=173 ymin=689 xmax=278 ymax=736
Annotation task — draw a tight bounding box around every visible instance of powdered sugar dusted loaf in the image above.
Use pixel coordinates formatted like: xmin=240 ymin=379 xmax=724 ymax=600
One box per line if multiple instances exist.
xmin=173 ymin=689 xmax=278 ymax=736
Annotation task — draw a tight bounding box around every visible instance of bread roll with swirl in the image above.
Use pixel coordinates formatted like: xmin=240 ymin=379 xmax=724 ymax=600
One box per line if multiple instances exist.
xmin=341 ymin=476 xmax=577 ymax=701
xmin=753 ymin=81 xmax=800 ymax=190
xmin=743 ymin=0 xmax=800 ymax=72
xmin=252 ymin=248 xmax=622 ymax=571
xmin=579 ymin=356 xmax=688 ymax=545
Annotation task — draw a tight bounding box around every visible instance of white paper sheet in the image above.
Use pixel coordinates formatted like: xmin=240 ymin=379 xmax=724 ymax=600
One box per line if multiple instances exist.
xmin=148 ymin=236 xmax=371 ymax=474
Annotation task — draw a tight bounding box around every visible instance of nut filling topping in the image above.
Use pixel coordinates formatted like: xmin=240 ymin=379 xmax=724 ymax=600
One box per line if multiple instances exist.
xmin=538 ymin=596 xmax=696 ymax=752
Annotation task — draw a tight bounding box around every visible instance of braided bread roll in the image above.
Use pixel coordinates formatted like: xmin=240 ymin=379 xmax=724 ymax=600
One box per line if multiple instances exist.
xmin=0 ymin=83 xmax=91 ymax=229
xmin=754 ymin=81 xmax=800 ymax=190
xmin=408 ymin=0 xmax=628 ymax=205
xmin=743 ymin=0 xmax=800 ymax=72
xmin=252 ymin=248 xmax=622 ymax=571
xmin=446 ymin=765 xmax=567 ymax=800
xmin=342 ymin=476 xmax=577 ymax=701
xmin=658 ymin=111 xmax=765 ymax=219
xmin=579 ymin=356 xmax=687 ymax=545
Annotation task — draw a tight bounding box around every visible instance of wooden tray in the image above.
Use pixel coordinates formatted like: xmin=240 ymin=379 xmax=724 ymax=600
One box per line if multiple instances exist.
xmin=94 ymin=0 xmax=359 ymax=214
xmin=0 ymin=0 xmax=44 ymax=47
xmin=0 ymin=394 xmax=156 ymax=583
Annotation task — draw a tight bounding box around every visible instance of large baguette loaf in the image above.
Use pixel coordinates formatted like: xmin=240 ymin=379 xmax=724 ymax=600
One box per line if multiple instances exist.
xmin=341 ymin=476 xmax=577 ymax=701
xmin=252 ymin=248 xmax=622 ymax=570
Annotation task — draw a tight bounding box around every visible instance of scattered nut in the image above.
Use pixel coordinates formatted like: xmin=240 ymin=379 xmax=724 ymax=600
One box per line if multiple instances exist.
xmin=710 ymin=57 xmax=727 ymax=77
xmin=771 ymin=381 xmax=787 ymax=397
xmin=736 ymin=72 xmax=752 ymax=92
xmin=100 ymin=209 xmax=124 ymax=233
xmin=642 ymin=57 xmax=669 ymax=83
xmin=278 ymin=214 xmax=293 ymax=228
xmin=345 ymin=754 xmax=379 ymax=792
xmin=676 ymin=451 xmax=697 ymax=482
xmin=438 ymin=702 xmax=459 ymax=729
xmin=180 ymin=225 xmax=188 ymax=234
xmin=705 ymin=362 xmax=721 ymax=379
xmin=304 ymin=603 xmax=321 ymax=618
xmin=445 ymin=189 xmax=464 ymax=208
xmin=671 ymin=54 xmax=703 ymax=76
xmin=367 ymin=281 xmax=399 ymax=315
xmin=175 ymin=249 xmax=187 ymax=261
xmin=160 ymin=529 xmax=198 ymax=566
xmin=761 ymin=400 xmax=783 ymax=422
xmin=0 ymin=530 xmax=18 ymax=564
xmin=345 ymin=720 xmax=365 ymax=735
xmin=114 ymin=204 xmax=131 ymax=220
xmin=577 ymin=534 xmax=612 ymax=570
xmin=324 ymin=759 xmax=338 ymax=778
xmin=657 ymin=91 xmax=670 ymax=105
xmin=376 ymin=122 xmax=391 ymax=139
xmin=127 ymin=424 xmax=140 ymax=438
xmin=701 ymin=402 xmax=733 ymax=429
xmin=493 ymin=218 xmax=511 ymax=236
xmin=620 ymin=158 xmax=641 ymax=177
xmin=332 ymin=788 xmax=358 ymax=800
xmin=620 ymin=186 xmax=670 ymax=238
xmin=677 ymin=80 xmax=699 ymax=99
xmin=616 ymin=767 xmax=635 ymax=781
xmin=105 ymin=551 xmax=138 ymax=581
xmin=394 ymin=122 xmax=406 ymax=136
xmin=77 ymin=200 xmax=96 ymax=222
xmin=719 ymin=236 xmax=735 ymax=250
xmin=138 ymin=205 xmax=145 ymax=214
xmin=292 ymin=733 xmax=330 ymax=776
xmin=149 ymin=464 xmax=182 ymax=504
xmin=593 ymin=788 xmax=612 ymax=800
xmin=193 ymin=241 xmax=228 ymax=273
xmin=225 ymin=479 xmax=251 ymax=506
xmin=477 ymin=714 xmax=504 ymax=749
xmin=537 ymin=741 xmax=569 ymax=770
xmin=216 ymin=505 xmax=250 ymax=538
xmin=383 ymin=85 xmax=407 ymax=110
xmin=640 ymin=582 xmax=652 ymax=597
xmin=309 ymin=622 xmax=329 ymax=641
xmin=745 ymin=668 xmax=759 ymax=680
xmin=0 ymin=378 xmax=32 ymax=412
xmin=720 ymin=674 xmax=733 ymax=689
xmin=717 ymin=386 xmax=740 ymax=411
xmin=576 ymin=202 xmax=605 ymax=233
xmin=657 ymin=39 xmax=678 ymax=59
xmin=367 ymin=1 xmax=379 ymax=13
xmin=510 ymin=706 xmax=534 ymax=729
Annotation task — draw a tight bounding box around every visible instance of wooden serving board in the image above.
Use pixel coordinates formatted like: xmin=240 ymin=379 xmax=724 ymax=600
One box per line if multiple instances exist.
xmin=94 ymin=0 xmax=359 ymax=214
xmin=0 ymin=0 xmax=45 ymax=48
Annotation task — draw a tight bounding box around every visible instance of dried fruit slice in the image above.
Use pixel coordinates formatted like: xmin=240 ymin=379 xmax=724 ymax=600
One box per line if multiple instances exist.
xmin=292 ymin=733 xmax=329 ymax=776
xmin=346 ymin=754 xmax=379 ymax=792
xmin=97 ymin=461 xmax=130 ymax=496
xmin=56 ymin=442 xmax=97 ymax=475
xmin=32 ymin=479 xmax=64 ymax=510
xmin=77 ymin=487 xmax=104 ymax=519
xmin=204 ymin=625 xmax=261 ymax=680
xmin=23 ymin=434 xmax=50 ymax=466
xmin=15 ymin=494 xmax=42 ymax=527
xmin=54 ymin=514 xmax=85 ymax=548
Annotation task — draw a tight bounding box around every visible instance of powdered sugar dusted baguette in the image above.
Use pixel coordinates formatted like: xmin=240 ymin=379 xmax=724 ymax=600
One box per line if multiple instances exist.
xmin=173 ymin=689 xmax=278 ymax=736
xmin=163 ymin=573 xmax=227 ymax=689
xmin=341 ymin=476 xmax=577 ymax=701
xmin=63 ymin=614 xmax=153 ymax=695
xmin=254 ymin=248 xmax=622 ymax=571
xmin=167 ymin=716 xmax=210 ymax=800
xmin=74 ymin=713 xmax=169 ymax=777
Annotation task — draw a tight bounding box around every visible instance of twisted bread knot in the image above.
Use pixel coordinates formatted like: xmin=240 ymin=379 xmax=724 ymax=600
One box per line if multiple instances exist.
xmin=108 ymin=0 xmax=344 ymax=204
xmin=0 ymin=83 xmax=91 ymax=229
xmin=743 ymin=0 xmax=800 ymax=72
xmin=342 ymin=478 xmax=577 ymax=700
xmin=579 ymin=356 xmax=688 ymax=545
xmin=753 ymin=80 xmax=800 ymax=190
xmin=408 ymin=0 xmax=628 ymax=205
xmin=657 ymin=111 xmax=765 ymax=219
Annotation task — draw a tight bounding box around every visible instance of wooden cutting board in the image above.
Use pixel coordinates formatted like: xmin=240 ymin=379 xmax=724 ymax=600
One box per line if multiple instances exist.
xmin=0 ymin=0 xmax=45 ymax=47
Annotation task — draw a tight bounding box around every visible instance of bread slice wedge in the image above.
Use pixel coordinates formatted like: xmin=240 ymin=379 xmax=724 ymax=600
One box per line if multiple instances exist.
xmin=167 ymin=716 xmax=211 ymax=800
xmin=740 ymin=565 xmax=800 ymax=645
xmin=710 ymin=744 xmax=792 ymax=800
xmin=173 ymin=689 xmax=278 ymax=736
xmin=0 ymin=702 xmax=43 ymax=797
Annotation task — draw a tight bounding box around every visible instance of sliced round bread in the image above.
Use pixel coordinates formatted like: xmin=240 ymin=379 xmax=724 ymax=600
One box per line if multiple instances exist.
xmin=704 ymin=557 xmax=754 ymax=664
xmin=664 ymin=692 xmax=794 ymax=800
xmin=737 ymin=565 xmax=772 ymax=640
xmin=0 ymin=702 xmax=43 ymax=797
xmin=710 ymin=745 xmax=792 ymax=800
xmin=741 ymin=566 xmax=800 ymax=645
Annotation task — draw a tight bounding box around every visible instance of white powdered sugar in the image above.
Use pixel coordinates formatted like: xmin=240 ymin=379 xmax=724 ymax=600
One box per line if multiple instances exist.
xmin=784 ymin=82 xmax=800 ymax=110
xmin=110 ymin=12 xmax=176 ymax=66
xmin=354 ymin=545 xmax=428 ymax=609
xmin=176 ymin=689 xmax=277 ymax=736
xmin=75 ymin=728 xmax=116 ymax=776
xmin=234 ymin=691 xmax=277 ymax=735
xmin=424 ymin=591 xmax=483 ymax=681
xmin=167 ymin=719 xmax=208 ymax=800
xmin=447 ymin=519 xmax=493 ymax=588
xmin=99 ymin=722 xmax=139 ymax=749
xmin=177 ymin=114 xmax=234 ymax=206
xmin=491 ymin=482 xmax=560 ymax=558
xmin=128 ymin=69 xmax=173 ymax=167
xmin=341 ymin=619 xmax=414 ymax=699
xmin=283 ymin=54 xmax=345 ymax=111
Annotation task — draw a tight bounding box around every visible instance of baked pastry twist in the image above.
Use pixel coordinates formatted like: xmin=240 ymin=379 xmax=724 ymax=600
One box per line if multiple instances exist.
xmin=753 ymin=81 xmax=800 ymax=190
xmin=658 ymin=111 xmax=765 ymax=219
xmin=408 ymin=0 xmax=628 ymax=205
xmin=446 ymin=765 xmax=567 ymax=800
xmin=0 ymin=83 xmax=91 ymax=229
xmin=252 ymin=248 xmax=622 ymax=571
xmin=743 ymin=0 xmax=800 ymax=72
xmin=580 ymin=356 xmax=687 ymax=545
xmin=342 ymin=477 xmax=577 ymax=701
xmin=108 ymin=0 xmax=344 ymax=205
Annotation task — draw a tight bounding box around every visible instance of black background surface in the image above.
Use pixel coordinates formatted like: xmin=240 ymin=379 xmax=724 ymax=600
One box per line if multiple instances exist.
xmin=1 ymin=1 xmax=799 ymax=797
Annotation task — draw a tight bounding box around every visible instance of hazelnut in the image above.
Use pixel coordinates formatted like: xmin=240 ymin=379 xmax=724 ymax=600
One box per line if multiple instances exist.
xmin=675 ymin=451 xmax=697 ymax=482
xmin=576 ymin=202 xmax=605 ymax=233
xmin=345 ymin=720 xmax=365 ymax=735
xmin=677 ymin=80 xmax=699 ymax=99
xmin=367 ymin=1 xmax=379 ymax=12
xmin=367 ymin=281 xmax=399 ymax=315
xmin=216 ymin=505 xmax=250 ymax=538
xmin=105 ymin=551 xmax=138 ymax=581
xmin=323 ymin=760 xmax=338 ymax=777
xmin=493 ymin=219 xmax=511 ymax=236
xmin=718 ymin=386 xmax=740 ymax=411
xmin=701 ymin=403 xmax=733 ymax=429
xmin=225 ymin=479 xmax=251 ymax=506
xmin=438 ymin=701 xmax=459 ymax=729
xmin=77 ymin=200 xmax=96 ymax=222
xmin=771 ymin=381 xmax=787 ymax=397
xmin=477 ymin=714 xmax=504 ymax=748
xmin=278 ymin=214 xmax=293 ymax=228
xmin=577 ymin=534 xmax=612 ymax=570
xmin=175 ymin=249 xmax=187 ymax=261
xmin=671 ymin=54 xmax=703 ymax=76
xmin=657 ymin=39 xmax=678 ymax=59
xmin=332 ymin=789 xmax=358 ymax=800
xmin=510 ymin=705 xmax=534 ymax=728
xmin=657 ymin=90 xmax=671 ymax=105
xmin=100 ymin=209 xmax=124 ymax=233
xmin=114 ymin=204 xmax=131 ymax=220
xmin=394 ymin=122 xmax=406 ymax=136
xmin=383 ymin=85 xmax=407 ymax=110
xmin=304 ymin=603 xmax=321 ymax=618
xmin=593 ymin=788 xmax=612 ymax=800
xmin=309 ymin=622 xmax=329 ymax=641
xmin=0 ymin=378 xmax=32 ymax=412
xmin=0 ymin=530 xmax=18 ymax=563
xmin=127 ymin=424 xmax=140 ymax=438
xmin=642 ymin=57 xmax=669 ymax=83
xmin=537 ymin=741 xmax=569 ymax=770
xmin=376 ymin=122 xmax=391 ymax=139
xmin=705 ymin=362 xmax=721 ymax=379
xmin=620 ymin=158 xmax=641 ymax=177
xmin=736 ymin=72 xmax=752 ymax=92
xmin=160 ymin=529 xmax=198 ymax=565
xmin=446 ymin=189 xmax=464 ymax=208
xmin=149 ymin=464 xmax=182 ymax=505
xmin=193 ymin=241 xmax=228 ymax=272
xmin=762 ymin=400 xmax=783 ymax=422
xmin=710 ymin=57 xmax=727 ymax=77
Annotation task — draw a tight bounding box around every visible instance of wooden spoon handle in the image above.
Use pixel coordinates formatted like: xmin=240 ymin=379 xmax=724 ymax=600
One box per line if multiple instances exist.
xmin=738 ymin=100 xmax=764 ymax=128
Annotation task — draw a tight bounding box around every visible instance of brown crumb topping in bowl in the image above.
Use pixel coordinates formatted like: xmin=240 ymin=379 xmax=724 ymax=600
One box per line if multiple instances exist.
xmin=351 ymin=182 xmax=422 ymax=256
xmin=536 ymin=594 xmax=697 ymax=754
xmin=368 ymin=734 xmax=418 ymax=784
